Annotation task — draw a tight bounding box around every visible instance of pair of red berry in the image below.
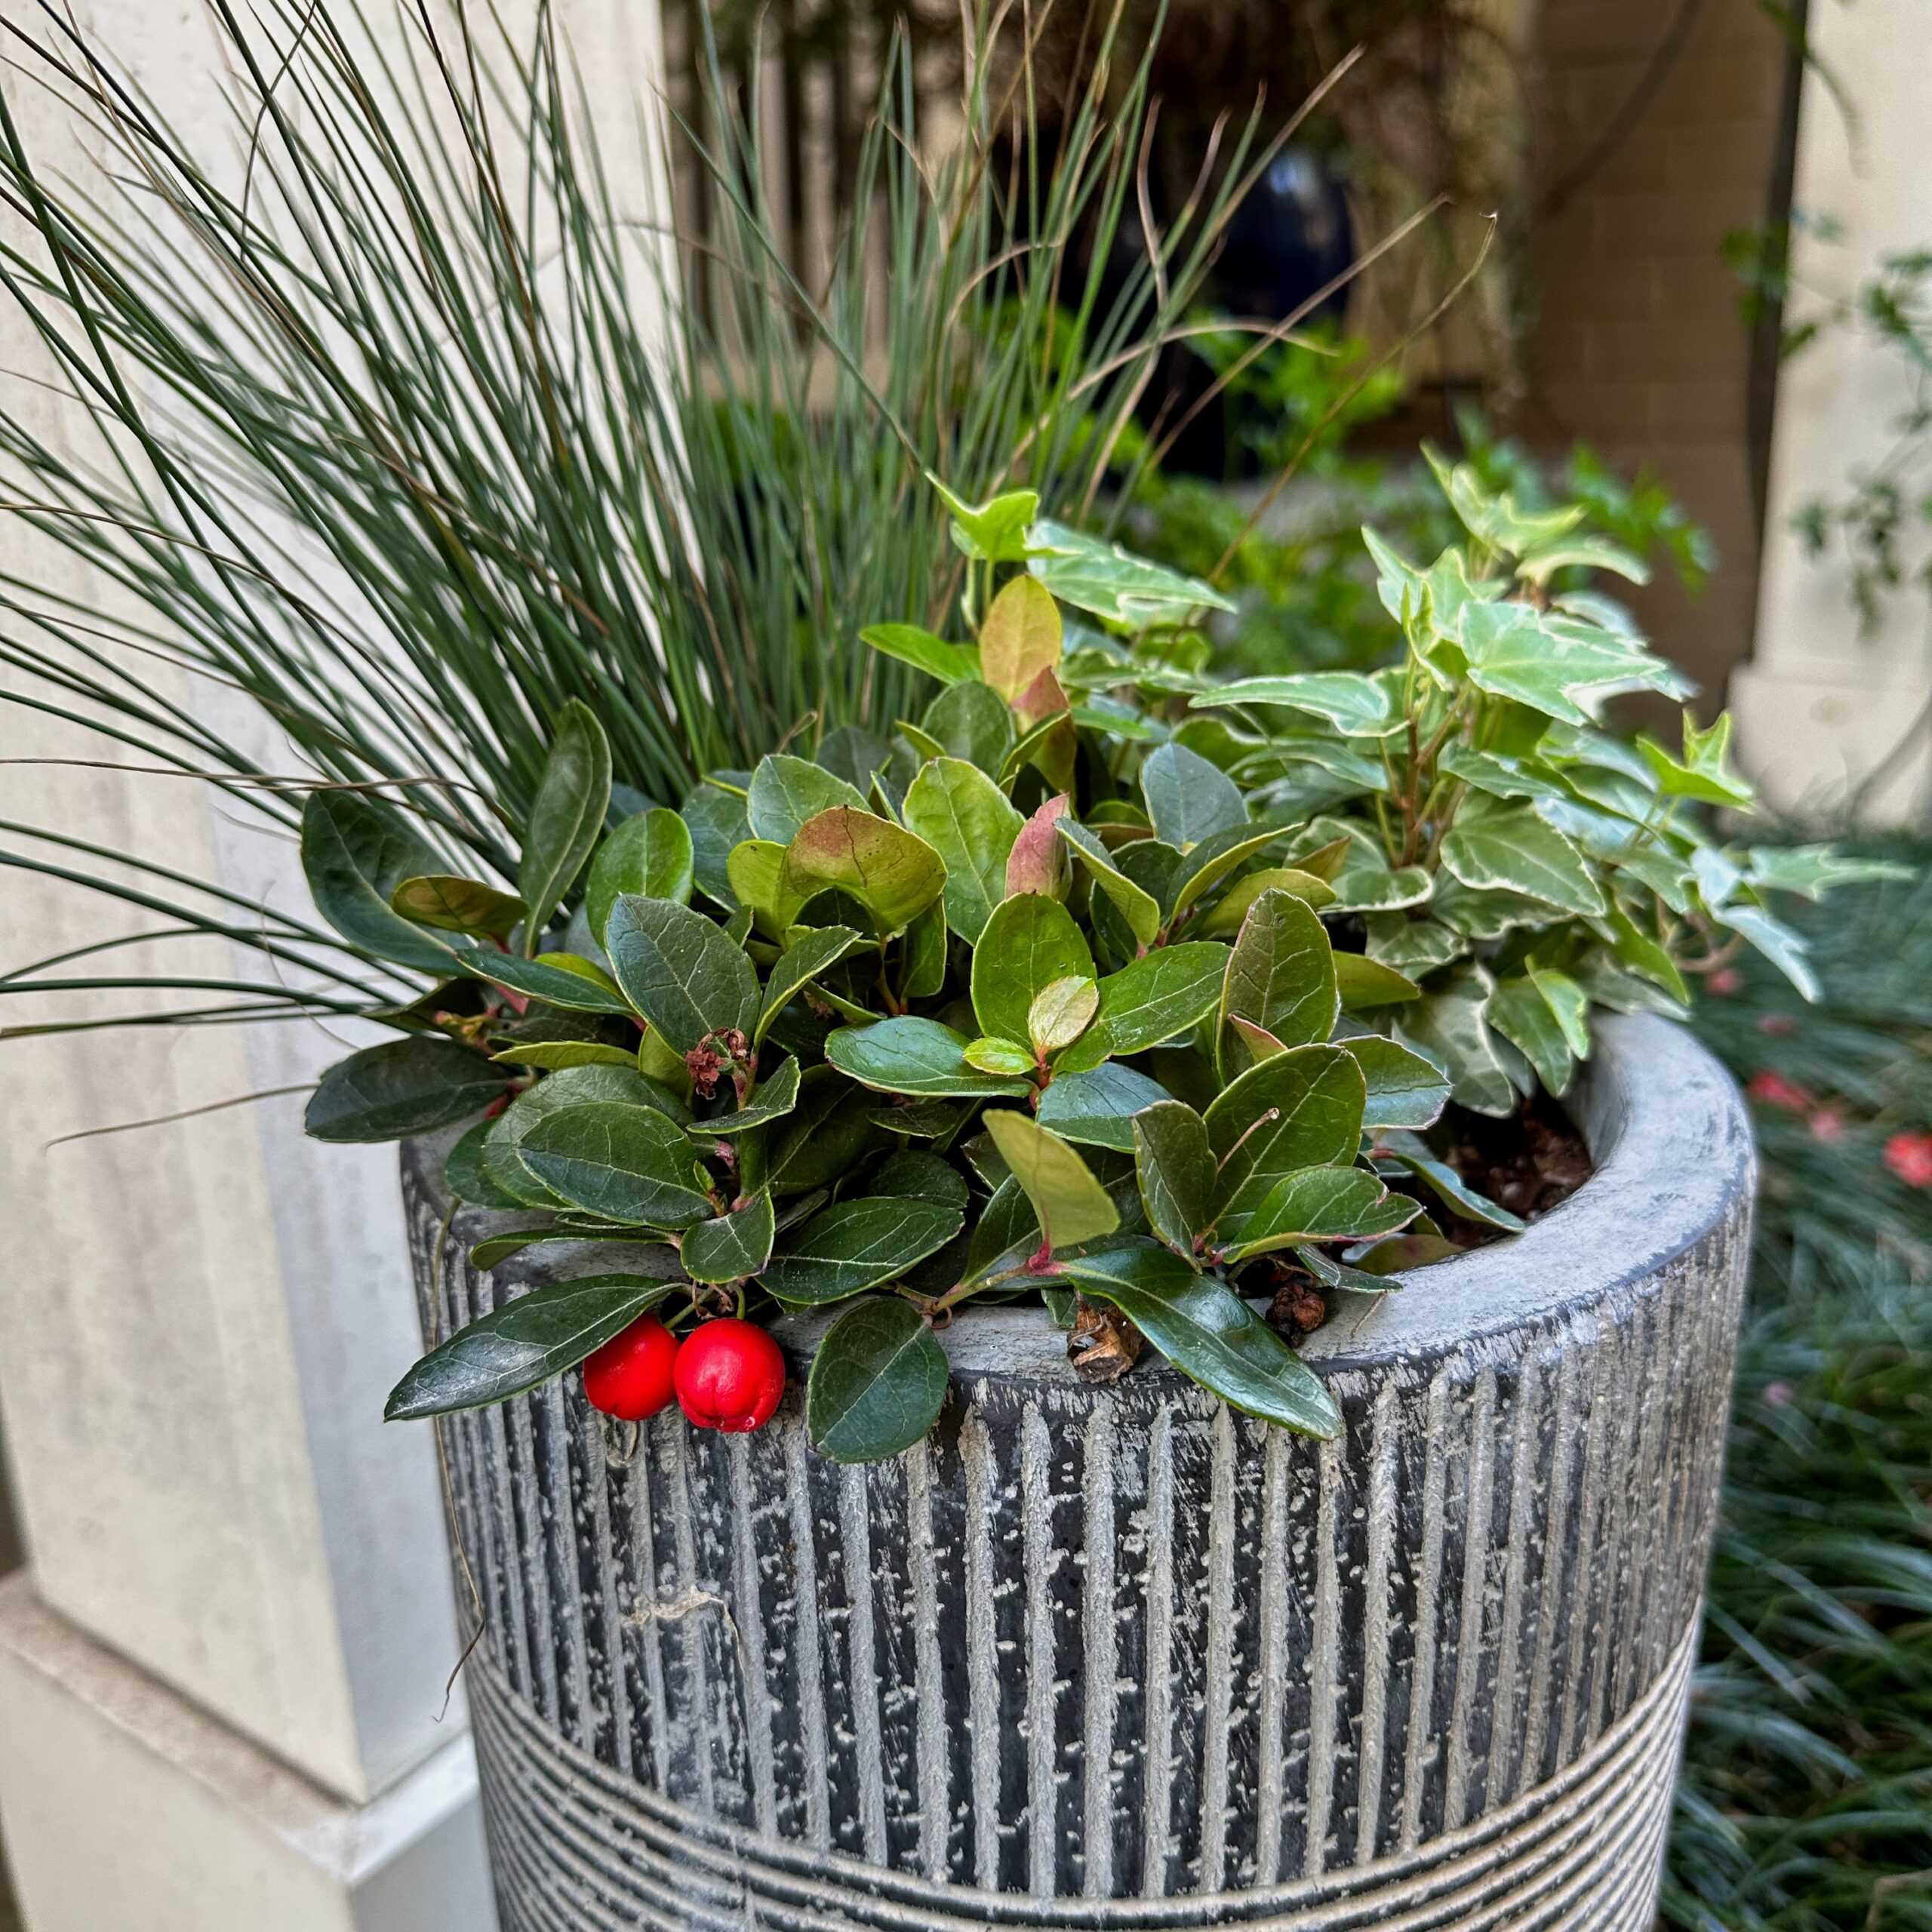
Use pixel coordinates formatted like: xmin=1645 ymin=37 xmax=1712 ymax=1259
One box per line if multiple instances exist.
xmin=583 ymin=1313 xmax=784 ymax=1433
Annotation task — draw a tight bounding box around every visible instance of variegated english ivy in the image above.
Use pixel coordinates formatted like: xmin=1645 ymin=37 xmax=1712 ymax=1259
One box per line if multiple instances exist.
xmin=300 ymin=471 xmax=1895 ymax=1463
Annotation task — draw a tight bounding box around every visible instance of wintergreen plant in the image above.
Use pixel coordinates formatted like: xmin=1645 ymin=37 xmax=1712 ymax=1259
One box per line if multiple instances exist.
xmin=297 ymin=473 xmax=1894 ymax=1464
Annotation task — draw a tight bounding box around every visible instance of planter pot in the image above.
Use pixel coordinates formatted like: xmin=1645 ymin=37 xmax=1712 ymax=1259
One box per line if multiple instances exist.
xmin=403 ymin=1012 xmax=1752 ymax=1931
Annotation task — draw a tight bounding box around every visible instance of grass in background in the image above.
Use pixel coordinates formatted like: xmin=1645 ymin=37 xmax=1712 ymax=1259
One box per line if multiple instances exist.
xmin=1666 ymin=841 xmax=1932 ymax=1932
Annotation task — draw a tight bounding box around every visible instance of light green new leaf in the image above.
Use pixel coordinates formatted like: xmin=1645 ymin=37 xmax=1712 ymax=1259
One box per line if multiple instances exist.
xmin=1029 ymin=975 xmax=1099 ymax=1055
xmin=1195 ymin=866 xmax=1336 ymax=936
xmin=978 ymin=576 xmax=1063 ymax=700
xmin=518 ymin=700 xmax=612 ymax=946
xmin=491 ymin=1041 xmax=638 ymax=1072
xmin=762 ymin=1198 xmax=964 ymax=1305
xmin=1637 ymin=711 xmax=1755 ymax=808
xmin=1051 ymin=1243 xmax=1340 ymax=1437
xmin=389 ymin=875 xmax=526 ymax=940
xmin=826 ymin=1016 xmax=1033 ymax=1099
xmin=604 ymin=895 xmax=759 ymax=1051
xmin=727 ymin=838 xmax=809 ymax=933
xmin=586 ymin=809 xmax=694 ymax=943
xmin=902 ymin=758 xmax=1024 ymax=942
xmin=807 ymin=1298 xmax=951 ymax=1464
xmin=1334 ymin=954 xmax=1421 ymax=1010
xmin=781 ymin=808 xmax=946 ymax=934
xmin=860 ymin=623 xmax=981 ymax=685
xmin=932 ymin=477 xmax=1041 ymax=562
xmin=981 ymin=1109 xmax=1119 ymax=1251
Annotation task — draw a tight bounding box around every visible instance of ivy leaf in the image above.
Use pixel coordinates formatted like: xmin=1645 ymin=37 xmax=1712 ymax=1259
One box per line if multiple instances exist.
xmin=1714 ymin=901 xmax=1820 ymax=1000
xmin=1364 ymin=914 xmax=1466 ymax=977
xmin=385 ymin=1274 xmax=679 ymax=1420
xmin=1057 ymin=818 xmax=1163 ymax=949
xmin=518 ymin=700 xmax=612 ymax=945
xmin=683 ymin=1194 xmax=777 ymax=1284
xmin=826 ymin=1015 xmax=1034 ymax=1099
xmin=604 ymin=895 xmax=758 ymax=1051
xmin=1489 ymin=976 xmax=1578 ymax=1095
xmin=1204 ymin=1044 xmax=1365 ymax=1225
xmin=1334 ymin=954 xmax=1421 ymax=1010
xmin=922 ymin=679 xmax=1016 ymax=775
xmin=1219 ymin=887 xmax=1338 ymax=1070
xmin=1458 ymin=601 xmax=1666 ymax=723
xmin=1636 ymin=712 xmax=1755 ymax=809
xmin=681 ymin=780 xmax=751 ymax=908
xmin=1131 ymin=1100 xmax=1214 ymax=1257
xmin=520 ymin=1101 xmax=715 ymax=1228
xmin=1375 ymin=1130 xmax=1526 ymax=1231
xmin=902 ymin=757 xmax=1023 ymax=942
xmin=980 ymin=1109 xmax=1120 ymax=1251
xmin=807 ymin=1299 xmax=950 ymax=1463
xmin=1036 ymin=1060 xmax=1172 ymax=1152
xmin=586 ymin=808 xmax=695 ymax=943
xmin=1217 ymin=1166 xmax=1419 ymax=1263
xmin=389 ymin=875 xmax=527 ymax=940
xmin=971 ymin=893 xmax=1095 ymax=1044
xmin=1296 ymin=1243 xmax=1404 ymax=1291
xmin=1341 ymin=1035 xmax=1452 ymax=1129
xmin=1743 ymin=844 xmax=1914 ymax=900
xmin=1191 ymin=671 xmax=1400 ymax=737
xmin=1025 ymin=518 xmax=1234 ymax=629
xmin=1440 ymin=800 xmax=1605 ymax=917
xmin=691 ymin=1056 xmax=801 ymax=1135
xmin=300 ymin=791 xmax=459 ymax=974
xmin=1392 ymin=963 xmax=1518 ymax=1116
xmin=1063 ymin=941 xmax=1229 ymax=1068
xmin=1050 ymin=1242 xmax=1340 ymax=1438
xmin=746 ymin=755 xmax=868 ymax=845
xmin=781 ymin=808 xmax=946 ymax=934
xmin=755 ymin=925 xmax=869 ymax=1041
xmin=932 ymin=477 xmax=1041 ymax=562
xmin=1515 ymin=533 xmax=1648 ymax=586
xmin=860 ymin=622 xmax=981 ymax=685
xmin=761 ymin=1197 xmax=964 ymax=1305
xmin=1140 ymin=742 xmax=1248 ymax=849
xmin=978 ymin=575 xmax=1063 ymax=700
xmin=306 ymin=1037 xmax=510 ymax=1143
xmin=452 ymin=946 xmax=633 ymax=1014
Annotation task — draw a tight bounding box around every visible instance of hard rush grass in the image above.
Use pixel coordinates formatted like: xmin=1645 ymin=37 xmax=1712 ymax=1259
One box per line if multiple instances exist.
xmin=1666 ymin=839 xmax=1932 ymax=1931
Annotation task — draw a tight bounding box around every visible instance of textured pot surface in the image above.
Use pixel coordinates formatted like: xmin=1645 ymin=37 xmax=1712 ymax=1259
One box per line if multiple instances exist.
xmin=403 ymin=1013 xmax=1752 ymax=1930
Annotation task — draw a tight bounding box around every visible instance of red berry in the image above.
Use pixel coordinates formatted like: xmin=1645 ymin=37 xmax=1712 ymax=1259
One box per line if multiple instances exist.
xmin=583 ymin=1314 xmax=679 ymax=1421
xmin=673 ymin=1318 xmax=785 ymax=1433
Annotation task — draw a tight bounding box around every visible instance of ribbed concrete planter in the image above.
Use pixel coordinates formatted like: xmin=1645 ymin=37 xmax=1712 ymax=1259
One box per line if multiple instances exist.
xmin=403 ymin=1011 xmax=1752 ymax=1932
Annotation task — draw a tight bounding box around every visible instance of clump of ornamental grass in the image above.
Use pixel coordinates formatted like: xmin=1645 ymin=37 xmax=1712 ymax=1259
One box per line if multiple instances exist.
xmin=281 ymin=473 xmax=1896 ymax=1462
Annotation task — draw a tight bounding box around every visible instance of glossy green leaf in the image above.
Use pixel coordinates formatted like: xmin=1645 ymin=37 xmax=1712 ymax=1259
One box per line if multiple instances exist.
xmin=1458 ymin=600 xmax=1666 ymax=723
xmin=300 ymin=791 xmax=458 ymax=974
xmin=691 ymin=1056 xmax=801 ymax=1135
xmin=901 ymin=900 xmax=949 ymax=998
xmin=491 ymin=1040 xmax=638 ymax=1071
xmin=781 ymin=808 xmax=946 ymax=934
xmin=755 ymin=925 xmax=869 ymax=1041
xmin=481 ymin=1064 xmax=686 ymax=1206
xmin=1295 ymin=1243 xmax=1405 ymax=1293
xmin=1342 ymin=1034 xmax=1452 ymax=1129
xmin=1064 ymin=942 xmax=1229 ymax=1067
xmin=604 ymin=895 xmax=758 ymax=1051
xmin=980 ymin=1109 xmax=1120 ymax=1251
xmin=681 ymin=782 xmax=750 ymax=908
xmin=306 ymin=1037 xmax=509 ymax=1143
xmin=922 ymin=679 xmax=1016 ymax=775
xmin=1334 ymin=954 xmax=1421 ymax=1010
xmin=682 ymin=1194 xmax=777 ymax=1283
xmin=518 ymin=700 xmax=612 ymax=943
xmin=1166 ymin=825 xmax=1285 ymax=922
xmin=860 ymin=622 xmax=981 ymax=685
xmin=520 ymin=1100 xmax=714 ymax=1228
xmin=1204 ymin=1044 xmax=1365 ymax=1222
xmin=1488 ymin=977 xmax=1577 ymax=1095
xmin=1440 ymin=801 xmax=1605 ymax=918
xmin=1376 ymin=1130 xmax=1526 ymax=1231
xmin=1036 ymin=1060 xmax=1171 ymax=1152
xmin=902 ymin=758 xmax=1023 ymax=942
xmin=1025 ymin=518 xmax=1234 ymax=628
xmin=870 ymin=1149 xmax=971 ymax=1209
xmin=971 ymin=893 xmax=1095 ymax=1044
xmin=746 ymin=755 xmax=867 ymax=845
xmin=726 ymin=838 xmax=809 ymax=932
xmin=1192 ymin=672 xmax=1399 ymax=737
xmin=767 ymin=1067 xmax=888 ymax=1192
xmin=386 ymin=1274 xmax=678 ymax=1420
xmin=826 ymin=1015 xmax=1033 ymax=1098
xmin=587 ymin=809 xmax=694 ymax=943
xmin=964 ymin=1035 xmax=1038 ymax=1077
xmin=932 ymin=477 xmax=1041 ymax=561
xmin=389 ymin=875 xmax=526 ymax=940
xmin=454 ymin=946 xmax=633 ymax=1015
xmin=1029 ymin=975 xmax=1098 ymax=1055
xmin=445 ymin=1120 xmax=525 ymax=1208
xmin=1050 ymin=1242 xmax=1340 ymax=1437
xmin=1195 ymin=866 xmax=1336 ymax=936
xmin=1057 ymin=818 xmax=1162 ymax=949
xmin=1219 ymin=888 xmax=1338 ymax=1068
xmin=762 ymin=1197 xmax=964 ymax=1305
xmin=978 ymin=575 xmax=1062 ymax=700
xmin=1131 ymin=1100 xmax=1214 ymax=1256
xmin=1140 ymin=742 xmax=1248 ymax=850
xmin=1218 ymin=1166 xmax=1418 ymax=1263
xmin=807 ymin=1298 xmax=950 ymax=1463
